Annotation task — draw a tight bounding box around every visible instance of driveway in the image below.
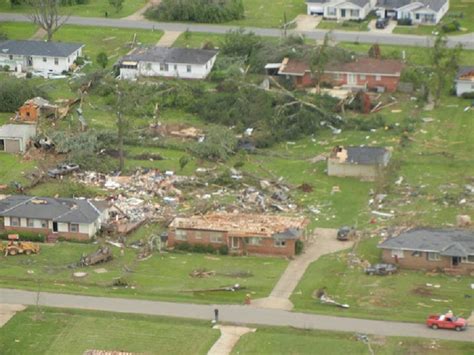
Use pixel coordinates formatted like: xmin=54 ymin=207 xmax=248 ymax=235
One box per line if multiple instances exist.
xmin=1 ymin=13 xmax=473 ymax=49
xmin=368 ymin=20 xmax=397 ymax=34
xmin=1 ymin=288 xmax=472 ymax=342
xmin=295 ymin=15 xmax=321 ymax=31
xmin=252 ymin=228 xmax=353 ymax=310
xmin=124 ymin=0 xmax=160 ymax=21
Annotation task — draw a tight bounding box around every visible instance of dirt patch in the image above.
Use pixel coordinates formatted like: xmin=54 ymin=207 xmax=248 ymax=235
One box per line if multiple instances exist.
xmin=412 ymin=286 xmax=433 ymax=297
xmin=298 ymin=183 xmax=313 ymax=192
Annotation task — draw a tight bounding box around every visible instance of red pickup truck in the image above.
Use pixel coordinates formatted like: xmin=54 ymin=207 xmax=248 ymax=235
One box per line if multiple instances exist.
xmin=426 ymin=314 xmax=468 ymax=331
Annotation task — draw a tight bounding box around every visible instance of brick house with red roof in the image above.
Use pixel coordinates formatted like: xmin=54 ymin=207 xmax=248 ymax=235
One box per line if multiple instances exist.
xmin=278 ymin=57 xmax=404 ymax=92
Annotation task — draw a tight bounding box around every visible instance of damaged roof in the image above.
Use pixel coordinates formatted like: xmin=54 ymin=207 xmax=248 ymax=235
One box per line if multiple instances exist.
xmin=0 ymin=40 xmax=83 ymax=57
xmin=0 ymin=124 xmax=37 ymax=140
xmin=378 ymin=229 xmax=474 ymax=257
xmin=120 ymin=47 xmax=218 ymax=65
xmin=170 ymin=213 xmax=308 ymax=238
xmin=0 ymin=195 xmax=108 ymax=224
xmin=456 ymin=66 xmax=474 ymax=81
xmin=278 ymin=58 xmax=310 ymax=76
xmin=326 ymin=58 xmax=404 ymax=76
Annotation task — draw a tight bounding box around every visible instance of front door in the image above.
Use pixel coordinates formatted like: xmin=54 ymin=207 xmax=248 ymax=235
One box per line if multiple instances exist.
xmin=230 ymin=237 xmax=240 ymax=249
xmin=452 ymin=256 xmax=461 ymax=266
xmin=27 ymin=56 xmax=33 ymax=67
xmin=53 ymin=222 xmax=58 ymax=233
xmin=340 ymin=9 xmax=346 ymax=18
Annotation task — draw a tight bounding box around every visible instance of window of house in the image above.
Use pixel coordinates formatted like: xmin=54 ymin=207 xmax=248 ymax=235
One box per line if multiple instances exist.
xmin=195 ymin=231 xmax=203 ymax=240
xmin=9 ymin=54 xmax=13 ymax=60
xmin=463 ymin=255 xmax=474 ymax=263
xmin=359 ymin=74 xmax=366 ymax=80
xmin=10 ymin=217 xmax=20 ymax=227
xmin=391 ymin=249 xmax=404 ymax=258
xmin=248 ymin=237 xmax=262 ymax=246
xmin=334 ymin=73 xmax=341 ymax=80
xmin=174 ymin=64 xmax=178 ymax=71
xmin=427 ymin=252 xmax=440 ymax=261
xmin=186 ymin=65 xmax=192 ymax=73
xmin=69 ymin=224 xmax=79 ymax=233
xmin=210 ymin=232 xmax=223 ymax=243
xmin=412 ymin=251 xmax=422 ymax=257
xmin=27 ymin=219 xmax=35 ymax=228
xmin=175 ymin=229 xmax=187 ymax=241
xmin=327 ymin=7 xmax=336 ymax=16
xmin=43 ymin=57 xmax=47 ymax=62
xmin=54 ymin=58 xmax=59 ymax=65
xmin=274 ymin=240 xmax=286 ymax=248
xmin=351 ymin=10 xmax=359 ymax=18
xmin=40 ymin=220 xmax=47 ymax=228
xmin=375 ymin=75 xmax=382 ymax=81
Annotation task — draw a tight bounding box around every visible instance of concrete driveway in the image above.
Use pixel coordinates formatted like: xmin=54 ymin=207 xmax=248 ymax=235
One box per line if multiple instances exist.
xmin=368 ymin=20 xmax=397 ymax=34
xmin=252 ymin=228 xmax=353 ymax=310
xmin=295 ymin=15 xmax=321 ymax=31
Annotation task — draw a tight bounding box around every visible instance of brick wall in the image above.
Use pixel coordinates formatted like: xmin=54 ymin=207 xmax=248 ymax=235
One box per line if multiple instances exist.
xmin=322 ymin=73 xmax=400 ymax=92
xmin=168 ymin=228 xmax=296 ymax=257
xmin=382 ymin=249 xmax=474 ymax=274
xmin=4 ymin=226 xmax=89 ymax=241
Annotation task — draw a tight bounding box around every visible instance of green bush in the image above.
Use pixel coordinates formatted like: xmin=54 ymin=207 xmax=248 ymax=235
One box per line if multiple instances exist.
xmin=57 ymin=236 xmax=93 ymax=244
xmin=145 ymin=0 xmax=244 ymax=24
xmin=397 ymin=18 xmax=412 ymax=26
xmin=441 ymin=21 xmax=460 ymax=33
xmin=218 ymin=245 xmax=229 ymax=255
xmin=0 ymin=231 xmax=45 ymax=242
xmin=173 ymin=242 xmax=221 ymax=254
xmin=461 ymin=92 xmax=474 ymax=99
xmin=74 ymin=56 xmax=85 ymax=66
xmin=295 ymin=239 xmax=304 ymax=255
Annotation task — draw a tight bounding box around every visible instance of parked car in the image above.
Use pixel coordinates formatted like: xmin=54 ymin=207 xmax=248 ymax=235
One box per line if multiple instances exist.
xmin=426 ymin=313 xmax=467 ymax=331
xmin=376 ymin=18 xmax=389 ymax=29
xmin=337 ymin=226 xmax=356 ymax=241
xmin=364 ymin=263 xmax=397 ymax=275
xmin=48 ymin=163 xmax=80 ymax=178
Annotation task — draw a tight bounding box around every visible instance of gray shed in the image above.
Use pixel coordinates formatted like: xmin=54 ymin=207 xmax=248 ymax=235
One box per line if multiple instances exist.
xmin=0 ymin=124 xmax=37 ymax=153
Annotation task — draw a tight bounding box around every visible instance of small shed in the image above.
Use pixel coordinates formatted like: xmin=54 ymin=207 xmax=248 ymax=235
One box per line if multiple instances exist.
xmin=455 ymin=66 xmax=474 ymax=97
xmin=17 ymin=97 xmax=58 ymax=122
xmin=0 ymin=124 xmax=37 ymax=153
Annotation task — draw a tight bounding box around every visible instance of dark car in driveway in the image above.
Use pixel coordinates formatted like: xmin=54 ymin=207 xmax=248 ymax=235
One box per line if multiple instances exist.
xmin=337 ymin=226 xmax=356 ymax=241
xmin=365 ymin=263 xmax=397 ymax=275
xmin=48 ymin=163 xmax=80 ymax=178
xmin=376 ymin=18 xmax=389 ymax=29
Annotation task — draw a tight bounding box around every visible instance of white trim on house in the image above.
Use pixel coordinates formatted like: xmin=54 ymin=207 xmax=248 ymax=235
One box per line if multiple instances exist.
xmin=307 ymin=0 xmax=376 ymax=20
xmin=376 ymin=0 xmax=449 ymax=25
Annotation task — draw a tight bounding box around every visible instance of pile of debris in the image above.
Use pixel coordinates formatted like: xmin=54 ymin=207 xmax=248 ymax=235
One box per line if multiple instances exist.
xmin=237 ymin=179 xmax=297 ymax=212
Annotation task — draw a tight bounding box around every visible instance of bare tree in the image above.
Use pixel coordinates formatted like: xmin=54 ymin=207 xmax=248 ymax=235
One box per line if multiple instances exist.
xmin=27 ymin=0 xmax=69 ymax=42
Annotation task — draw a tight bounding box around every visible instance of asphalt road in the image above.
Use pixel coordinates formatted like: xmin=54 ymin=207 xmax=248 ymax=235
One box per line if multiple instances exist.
xmin=1 ymin=288 xmax=473 ymax=342
xmin=1 ymin=13 xmax=474 ymax=49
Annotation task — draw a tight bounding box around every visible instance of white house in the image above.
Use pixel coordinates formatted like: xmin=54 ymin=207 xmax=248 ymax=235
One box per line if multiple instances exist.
xmin=455 ymin=67 xmax=474 ymax=97
xmin=0 ymin=195 xmax=109 ymax=240
xmin=306 ymin=0 xmax=377 ymax=20
xmin=376 ymin=0 xmax=449 ymax=24
xmin=0 ymin=40 xmax=84 ymax=75
xmin=118 ymin=47 xmax=218 ymax=80
xmin=0 ymin=124 xmax=37 ymax=154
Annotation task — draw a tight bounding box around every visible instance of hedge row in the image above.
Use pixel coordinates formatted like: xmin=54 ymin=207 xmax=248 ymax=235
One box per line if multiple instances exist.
xmin=173 ymin=242 xmax=229 ymax=255
xmin=0 ymin=231 xmax=45 ymax=242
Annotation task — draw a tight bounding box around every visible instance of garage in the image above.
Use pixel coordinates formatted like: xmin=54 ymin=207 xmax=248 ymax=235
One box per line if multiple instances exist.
xmin=0 ymin=124 xmax=37 ymax=154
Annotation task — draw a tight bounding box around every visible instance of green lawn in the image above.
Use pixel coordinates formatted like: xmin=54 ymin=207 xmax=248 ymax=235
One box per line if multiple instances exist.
xmin=51 ymin=25 xmax=163 ymax=69
xmin=291 ymin=238 xmax=474 ymax=323
xmin=318 ymin=19 xmax=370 ymax=32
xmin=0 ymin=153 xmax=37 ymax=186
xmin=0 ymin=307 xmax=219 ymax=355
xmin=0 ymin=21 xmax=38 ymax=39
xmin=173 ymin=32 xmax=226 ymax=49
xmin=0 ymin=0 xmax=147 ymax=18
xmin=0 ymin=241 xmax=288 ymax=304
xmin=233 ymin=327 xmax=474 ymax=354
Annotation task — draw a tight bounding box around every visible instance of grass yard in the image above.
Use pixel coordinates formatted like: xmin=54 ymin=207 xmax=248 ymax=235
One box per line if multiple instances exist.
xmin=0 ymin=21 xmax=38 ymax=39
xmin=318 ymin=19 xmax=370 ymax=32
xmin=0 ymin=0 xmax=147 ymax=18
xmin=291 ymin=238 xmax=474 ymax=323
xmin=51 ymin=25 xmax=163 ymax=69
xmin=0 ymin=307 xmax=219 ymax=355
xmin=0 ymin=240 xmax=288 ymax=304
xmin=173 ymin=32 xmax=227 ymax=49
xmin=0 ymin=153 xmax=37 ymax=186
xmin=233 ymin=326 xmax=474 ymax=354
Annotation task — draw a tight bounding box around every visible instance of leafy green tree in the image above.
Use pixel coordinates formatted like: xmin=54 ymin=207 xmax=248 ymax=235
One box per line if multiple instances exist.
xmin=109 ymin=0 xmax=123 ymax=13
xmin=96 ymin=52 xmax=109 ymax=68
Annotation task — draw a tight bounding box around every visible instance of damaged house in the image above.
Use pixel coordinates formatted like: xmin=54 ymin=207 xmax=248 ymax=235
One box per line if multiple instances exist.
xmin=455 ymin=66 xmax=474 ymax=97
xmin=378 ymin=229 xmax=474 ymax=274
xmin=168 ymin=213 xmax=309 ymax=257
xmin=16 ymin=97 xmax=58 ymax=122
xmin=0 ymin=195 xmax=109 ymax=241
xmin=328 ymin=146 xmax=392 ymax=180
xmin=277 ymin=57 xmax=404 ymax=92
xmin=118 ymin=47 xmax=218 ymax=80
xmin=0 ymin=124 xmax=37 ymax=154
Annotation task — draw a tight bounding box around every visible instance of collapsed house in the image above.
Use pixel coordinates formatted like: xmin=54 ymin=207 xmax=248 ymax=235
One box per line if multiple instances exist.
xmin=0 ymin=124 xmax=37 ymax=154
xmin=0 ymin=195 xmax=109 ymax=241
xmin=168 ymin=213 xmax=309 ymax=257
xmin=277 ymin=57 xmax=404 ymax=92
xmin=327 ymin=146 xmax=392 ymax=180
xmin=16 ymin=97 xmax=59 ymax=122
xmin=118 ymin=47 xmax=218 ymax=80
xmin=455 ymin=66 xmax=474 ymax=97
xmin=378 ymin=228 xmax=474 ymax=274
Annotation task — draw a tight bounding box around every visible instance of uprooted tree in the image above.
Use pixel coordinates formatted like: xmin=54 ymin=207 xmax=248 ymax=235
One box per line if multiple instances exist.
xmin=27 ymin=0 xmax=69 ymax=41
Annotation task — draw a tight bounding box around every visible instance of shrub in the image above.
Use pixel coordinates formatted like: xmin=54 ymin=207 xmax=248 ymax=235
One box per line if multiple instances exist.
xmin=218 ymin=245 xmax=229 ymax=255
xmin=295 ymin=239 xmax=304 ymax=255
xmin=441 ymin=21 xmax=460 ymax=33
xmin=0 ymin=78 xmax=45 ymax=111
xmin=0 ymin=231 xmax=45 ymax=242
xmin=74 ymin=56 xmax=85 ymax=66
xmin=57 ymin=236 xmax=93 ymax=244
xmin=3 ymin=65 xmax=10 ymax=71
xmin=96 ymin=52 xmax=109 ymax=68
xmin=173 ymin=242 xmax=219 ymax=254
xmin=25 ymin=72 xmax=33 ymax=79
xmin=397 ymin=18 xmax=412 ymax=26
xmin=145 ymin=0 xmax=244 ymax=24
xmin=461 ymin=92 xmax=474 ymax=99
